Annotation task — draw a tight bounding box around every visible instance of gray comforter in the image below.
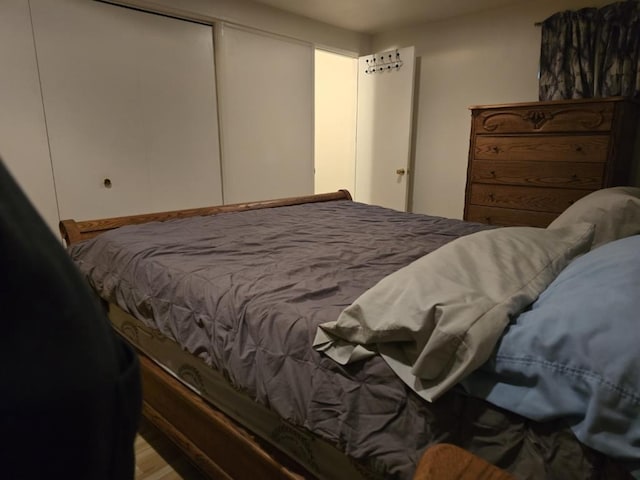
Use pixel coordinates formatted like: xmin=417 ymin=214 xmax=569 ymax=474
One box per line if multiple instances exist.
xmin=69 ymin=200 xmax=630 ymax=479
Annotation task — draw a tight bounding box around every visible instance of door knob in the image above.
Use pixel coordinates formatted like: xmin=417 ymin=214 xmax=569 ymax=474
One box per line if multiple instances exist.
xmin=396 ymin=168 xmax=406 ymax=175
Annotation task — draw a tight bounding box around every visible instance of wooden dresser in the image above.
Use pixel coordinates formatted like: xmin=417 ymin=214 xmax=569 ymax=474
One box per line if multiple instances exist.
xmin=464 ymin=97 xmax=640 ymax=227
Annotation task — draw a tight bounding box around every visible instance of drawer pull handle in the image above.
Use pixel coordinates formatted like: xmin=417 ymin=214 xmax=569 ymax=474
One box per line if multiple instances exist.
xmin=575 ymin=145 xmax=583 ymax=152
xmin=488 ymin=193 xmax=495 ymax=201
xmin=571 ymin=174 xmax=579 ymax=181
xmin=103 ymin=178 xmax=112 ymax=188
xmin=490 ymin=170 xmax=496 ymax=177
xmin=491 ymin=146 xmax=500 ymax=153
xmin=485 ymin=217 xmax=492 ymax=224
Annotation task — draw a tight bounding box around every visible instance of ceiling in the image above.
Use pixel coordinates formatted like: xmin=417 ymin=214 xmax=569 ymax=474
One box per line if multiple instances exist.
xmin=249 ymin=0 xmax=532 ymax=34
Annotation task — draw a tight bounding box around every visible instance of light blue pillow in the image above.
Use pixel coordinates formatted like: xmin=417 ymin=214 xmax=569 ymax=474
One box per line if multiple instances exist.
xmin=462 ymin=234 xmax=640 ymax=463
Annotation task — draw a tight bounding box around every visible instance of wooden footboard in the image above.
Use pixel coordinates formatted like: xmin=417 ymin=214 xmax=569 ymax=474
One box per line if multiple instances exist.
xmin=413 ymin=444 xmax=515 ymax=480
xmin=137 ymin=353 xmax=307 ymax=479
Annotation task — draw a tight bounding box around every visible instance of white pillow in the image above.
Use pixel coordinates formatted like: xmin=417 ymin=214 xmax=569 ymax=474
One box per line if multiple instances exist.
xmin=548 ymin=186 xmax=640 ymax=248
xmin=314 ymin=223 xmax=595 ymax=402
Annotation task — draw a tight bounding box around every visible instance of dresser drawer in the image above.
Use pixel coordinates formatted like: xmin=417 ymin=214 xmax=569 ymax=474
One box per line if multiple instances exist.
xmin=473 ymin=135 xmax=609 ymax=163
xmin=468 ymin=184 xmax=591 ymax=213
xmin=472 ymin=102 xmax=615 ymax=134
xmin=469 ymin=160 xmax=604 ymax=189
xmin=465 ymin=98 xmax=639 ymax=228
xmin=465 ymin=205 xmax=558 ymax=227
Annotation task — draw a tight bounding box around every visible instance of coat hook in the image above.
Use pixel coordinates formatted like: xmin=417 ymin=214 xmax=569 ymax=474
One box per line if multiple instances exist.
xmin=364 ymin=49 xmax=404 ymax=74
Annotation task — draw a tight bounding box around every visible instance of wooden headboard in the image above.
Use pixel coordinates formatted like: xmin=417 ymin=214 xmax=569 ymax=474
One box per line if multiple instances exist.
xmin=59 ymin=190 xmax=352 ymax=246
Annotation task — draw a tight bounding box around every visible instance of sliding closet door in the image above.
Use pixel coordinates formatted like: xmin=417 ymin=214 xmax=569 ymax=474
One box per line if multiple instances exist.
xmin=215 ymin=24 xmax=313 ymax=204
xmin=30 ymin=0 xmax=222 ymax=220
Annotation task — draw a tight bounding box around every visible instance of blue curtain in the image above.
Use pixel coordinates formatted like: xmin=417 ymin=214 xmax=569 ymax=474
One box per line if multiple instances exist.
xmin=539 ymin=0 xmax=640 ymax=100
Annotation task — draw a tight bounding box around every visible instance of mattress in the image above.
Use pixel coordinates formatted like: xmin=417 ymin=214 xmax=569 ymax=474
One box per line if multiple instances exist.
xmin=110 ymin=304 xmax=374 ymax=479
xmin=69 ymin=200 xmax=630 ymax=479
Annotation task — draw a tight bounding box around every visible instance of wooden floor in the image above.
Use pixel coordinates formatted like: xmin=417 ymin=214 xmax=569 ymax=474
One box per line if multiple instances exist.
xmin=135 ymin=418 xmax=208 ymax=480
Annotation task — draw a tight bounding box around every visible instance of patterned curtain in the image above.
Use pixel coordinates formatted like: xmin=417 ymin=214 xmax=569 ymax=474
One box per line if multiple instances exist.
xmin=539 ymin=0 xmax=640 ymax=100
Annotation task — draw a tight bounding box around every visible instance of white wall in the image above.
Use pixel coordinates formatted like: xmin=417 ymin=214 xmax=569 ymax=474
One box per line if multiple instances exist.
xmin=3 ymin=0 xmax=616 ymax=229
xmin=314 ymin=50 xmax=357 ymax=195
xmin=107 ymin=0 xmax=370 ymax=55
xmin=372 ymin=0 xmax=613 ymax=219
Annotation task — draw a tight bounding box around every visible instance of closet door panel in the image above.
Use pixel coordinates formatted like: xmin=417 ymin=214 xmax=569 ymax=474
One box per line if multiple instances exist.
xmin=215 ymin=24 xmax=313 ymax=204
xmin=0 ymin=0 xmax=58 ymax=234
xmin=136 ymin=15 xmax=222 ymax=212
xmin=30 ymin=0 xmax=222 ymax=220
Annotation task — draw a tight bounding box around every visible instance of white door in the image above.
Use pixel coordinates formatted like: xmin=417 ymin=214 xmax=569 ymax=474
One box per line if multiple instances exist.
xmin=30 ymin=0 xmax=223 ymax=220
xmin=215 ymin=24 xmax=314 ymax=204
xmin=355 ymin=46 xmax=416 ymax=211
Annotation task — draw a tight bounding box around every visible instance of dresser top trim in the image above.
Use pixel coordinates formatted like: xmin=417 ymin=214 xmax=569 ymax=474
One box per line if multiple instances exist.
xmin=469 ymin=96 xmax=638 ymax=111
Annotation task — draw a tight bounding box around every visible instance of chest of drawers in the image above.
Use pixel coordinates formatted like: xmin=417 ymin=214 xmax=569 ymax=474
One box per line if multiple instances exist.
xmin=464 ymin=97 xmax=640 ymax=227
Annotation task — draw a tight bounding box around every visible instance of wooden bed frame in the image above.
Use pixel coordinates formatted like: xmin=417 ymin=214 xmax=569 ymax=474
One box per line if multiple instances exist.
xmin=60 ymin=190 xmax=513 ymax=480
xmin=61 ymin=190 xmax=348 ymax=480
xmin=60 ymin=190 xmax=352 ymax=245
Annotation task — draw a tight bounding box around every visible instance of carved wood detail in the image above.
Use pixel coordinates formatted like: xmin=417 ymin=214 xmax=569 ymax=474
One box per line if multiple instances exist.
xmin=480 ymin=107 xmax=608 ymax=132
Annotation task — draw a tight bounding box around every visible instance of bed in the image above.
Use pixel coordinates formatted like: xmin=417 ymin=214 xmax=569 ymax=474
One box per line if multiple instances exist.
xmin=60 ymin=188 xmax=640 ymax=479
